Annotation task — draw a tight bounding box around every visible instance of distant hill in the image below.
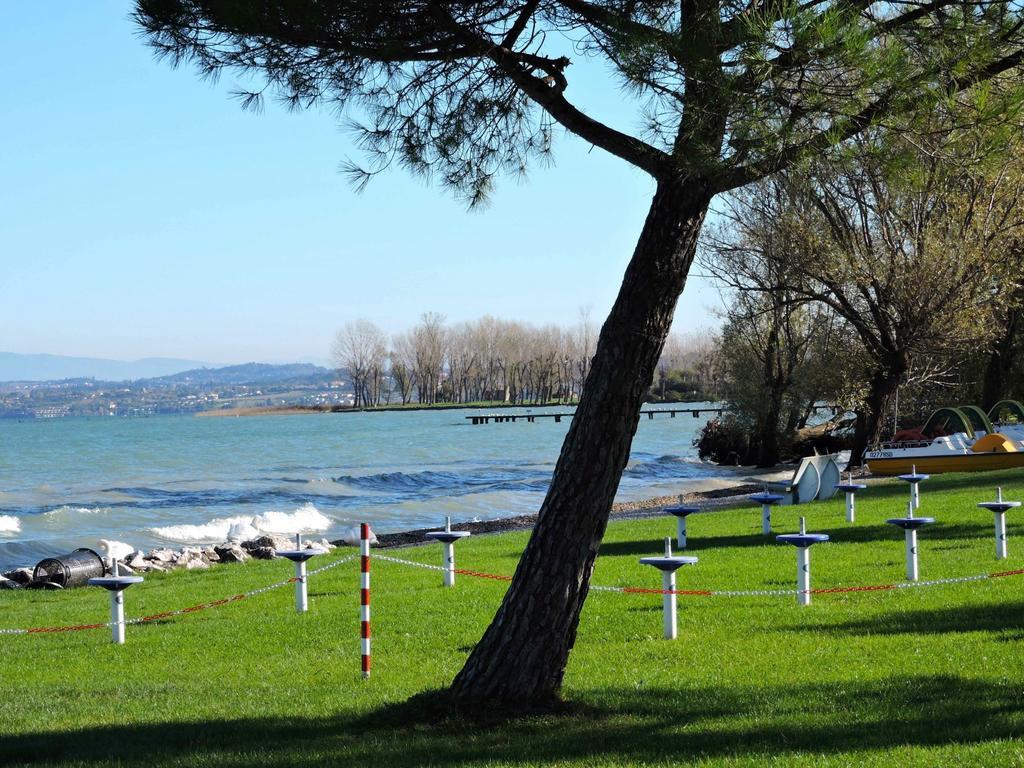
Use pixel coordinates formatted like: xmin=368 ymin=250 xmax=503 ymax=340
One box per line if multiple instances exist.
xmin=0 ymin=352 xmax=216 ymax=383
xmin=142 ymin=363 xmax=333 ymax=386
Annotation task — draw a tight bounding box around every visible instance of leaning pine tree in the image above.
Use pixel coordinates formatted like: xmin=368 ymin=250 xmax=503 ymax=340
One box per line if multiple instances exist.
xmin=136 ymin=0 xmax=1024 ymax=707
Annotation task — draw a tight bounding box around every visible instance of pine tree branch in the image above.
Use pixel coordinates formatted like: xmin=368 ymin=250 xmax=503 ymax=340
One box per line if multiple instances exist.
xmin=717 ymin=46 xmax=1024 ymax=191
xmin=428 ymin=8 xmax=674 ymax=177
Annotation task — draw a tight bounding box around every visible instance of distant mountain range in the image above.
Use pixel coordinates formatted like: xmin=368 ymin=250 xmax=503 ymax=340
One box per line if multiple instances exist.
xmin=0 ymin=353 xmax=333 ymax=384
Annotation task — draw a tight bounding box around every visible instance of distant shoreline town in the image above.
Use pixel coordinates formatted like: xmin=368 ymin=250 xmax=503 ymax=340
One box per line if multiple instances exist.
xmin=0 ymin=363 xmax=354 ymax=419
xmin=1 ymin=328 xmax=718 ymax=419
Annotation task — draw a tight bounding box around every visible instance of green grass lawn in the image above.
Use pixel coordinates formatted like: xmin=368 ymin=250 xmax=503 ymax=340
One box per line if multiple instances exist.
xmin=3 ymin=470 xmax=1024 ymax=767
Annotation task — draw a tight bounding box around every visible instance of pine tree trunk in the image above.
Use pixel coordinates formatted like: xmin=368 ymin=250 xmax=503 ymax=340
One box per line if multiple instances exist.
xmin=447 ymin=178 xmax=711 ymax=707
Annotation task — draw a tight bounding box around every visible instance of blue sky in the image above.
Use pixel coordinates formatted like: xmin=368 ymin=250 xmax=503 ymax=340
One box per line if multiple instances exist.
xmin=0 ymin=2 xmax=722 ymax=365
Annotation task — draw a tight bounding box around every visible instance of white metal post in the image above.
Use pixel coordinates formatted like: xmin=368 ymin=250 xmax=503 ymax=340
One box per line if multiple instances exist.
xmin=845 ymin=492 xmax=855 ymax=523
xmin=905 ymin=528 xmax=918 ymax=581
xmin=110 ymin=590 xmax=125 ymax=645
xmin=443 ymin=541 xmax=455 ymax=588
xmin=797 ymin=547 xmax=811 ymax=606
xmin=294 ymin=560 xmax=309 ymax=613
xmin=996 ymin=487 xmax=1008 ymax=560
xmin=762 ymin=504 xmax=772 ymax=536
xmin=677 ymin=516 xmax=687 ymax=549
xmin=640 ymin=537 xmax=694 ymax=641
xmin=662 ymin=570 xmax=677 ymax=640
xmin=996 ymin=511 xmax=1008 ymax=560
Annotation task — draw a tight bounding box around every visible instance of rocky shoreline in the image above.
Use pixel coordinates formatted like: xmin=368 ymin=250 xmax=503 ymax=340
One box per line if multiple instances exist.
xmin=0 ymin=533 xmax=340 ymax=589
xmin=373 ymin=483 xmax=767 ymax=547
xmin=3 ymin=475 xmax=867 ymax=589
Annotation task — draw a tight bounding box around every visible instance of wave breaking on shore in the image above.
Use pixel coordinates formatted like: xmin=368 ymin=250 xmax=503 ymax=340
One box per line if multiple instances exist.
xmin=149 ymin=503 xmax=332 ymax=543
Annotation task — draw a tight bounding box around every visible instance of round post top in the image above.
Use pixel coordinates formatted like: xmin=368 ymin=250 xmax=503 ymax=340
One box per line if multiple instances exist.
xmin=978 ymin=500 xmax=1022 ymax=513
xmin=664 ymin=505 xmax=700 ymax=517
xmin=885 ymin=517 xmax=935 ymax=530
xmin=776 ymin=533 xmax=830 ymax=548
xmin=424 ymin=530 xmax=471 ymax=544
xmin=88 ymin=576 xmax=144 ymax=592
xmin=749 ymin=492 xmax=786 ymax=505
xmin=834 ymin=483 xmax=867 ymax=492
xmin=276 ymin=548 xmax=327 ymax=562
xmin=639 ymin=555 xmax=699 ymax=572
xmin=897 ymin=472 xmax=930 ymax=483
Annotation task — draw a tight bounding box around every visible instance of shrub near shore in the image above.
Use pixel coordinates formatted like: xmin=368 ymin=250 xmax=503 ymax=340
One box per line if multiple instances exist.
xmin=2 ymin=469 xmax=1024 ymax=766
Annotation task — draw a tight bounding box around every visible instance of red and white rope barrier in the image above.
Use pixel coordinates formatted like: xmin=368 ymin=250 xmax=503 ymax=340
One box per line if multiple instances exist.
xmin=0 ymin=553 xmax=357 ymax=637
xmin=375 ymin=552 xmax=1024 ymax=597
xmin=360 ymin=523 xmax=371 ymax=680
xmin=376 ymin=553 xmax=513 ymax=582
xmin=3 ymin=551 xmax=1023 ymax=644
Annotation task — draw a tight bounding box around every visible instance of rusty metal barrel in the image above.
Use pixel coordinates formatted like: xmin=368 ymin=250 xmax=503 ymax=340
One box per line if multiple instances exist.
xmin=32 ymin=548 xmax=105 ymax=589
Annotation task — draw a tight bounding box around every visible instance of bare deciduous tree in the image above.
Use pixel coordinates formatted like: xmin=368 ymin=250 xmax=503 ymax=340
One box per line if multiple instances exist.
xmin=412 ymin=312 xmax=448 ymax=405
xmin=332 ymin=320 xmax=388 ymax=407
xmin=712 ymin=137 xmax=1024 ymax=462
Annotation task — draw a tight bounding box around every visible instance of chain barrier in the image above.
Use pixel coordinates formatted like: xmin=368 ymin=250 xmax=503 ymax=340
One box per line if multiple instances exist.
xmin=376 ymin=554 xmax=448 ymax=573
xmin=0 ymin=552 xmax=358 ymax=636
xmin=376 ymin=552 xmax=1024 ymax=597
xmin=376 ymin=553 xmax=514 ymax=582
xmin=308 ymin=552 xmax=359 ymax=577
xmin=2 ymin=551 xmax=1023 ymax=638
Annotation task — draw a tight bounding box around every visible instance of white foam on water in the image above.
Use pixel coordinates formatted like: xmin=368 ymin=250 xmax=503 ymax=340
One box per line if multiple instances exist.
xmin=254 ymin=503 xmax=331 ymax=534
xmin=150 ymin=514 xmax=263 ymax=543
xmin=43 ymin=505 xmax=109 ymax=516
xmin=149 ymin=504 xmax=332 ymax=543
xmin=0 ymin=515 xmax=21 ymax=535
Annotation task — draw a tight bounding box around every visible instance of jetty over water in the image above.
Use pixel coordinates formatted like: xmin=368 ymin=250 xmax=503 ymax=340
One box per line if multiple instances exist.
xmin=466 ymin=404 xmax=841 ymax=425
xmin=466 ymin=407 xmax=723 ymax=425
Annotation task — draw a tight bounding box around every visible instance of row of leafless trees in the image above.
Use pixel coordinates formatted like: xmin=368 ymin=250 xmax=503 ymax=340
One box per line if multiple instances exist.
xmin=332 ymin=312 xmax=721 ymax=407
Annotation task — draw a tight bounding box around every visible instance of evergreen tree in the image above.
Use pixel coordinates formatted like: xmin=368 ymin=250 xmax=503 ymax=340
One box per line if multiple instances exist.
xmin=136 ymin=0 xmax=1024 ymax=707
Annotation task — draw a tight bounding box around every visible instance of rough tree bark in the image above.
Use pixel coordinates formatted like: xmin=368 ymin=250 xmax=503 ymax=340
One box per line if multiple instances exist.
xmin=448 ymin=178 xmax=711 ymax=706
xmin=756 ymin=398 xmax=783 ymax=467
xmin=850 ymin=364 xmax=904 ymax=465
xmin=981 ymin=304 xmax=1022 ymax=409
xmin=755 ymin=324 xmax=783 ymax=467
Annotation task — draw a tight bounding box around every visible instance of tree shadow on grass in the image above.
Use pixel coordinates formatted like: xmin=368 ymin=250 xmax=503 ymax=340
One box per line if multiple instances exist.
xmin=845 ymin=473 xmax=1022 ymax=501
xmin=913 ymin=472 xmax=1024 ymax=498
xmin=813 ymin=601 xmax=1024 ymax=639
xmin=4 ymin=675 xmax=1022 ymax=766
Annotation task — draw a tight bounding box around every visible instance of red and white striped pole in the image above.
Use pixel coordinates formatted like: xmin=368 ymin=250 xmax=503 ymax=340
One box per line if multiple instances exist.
xmin=360 ymin=522 xmax=371 ymax=680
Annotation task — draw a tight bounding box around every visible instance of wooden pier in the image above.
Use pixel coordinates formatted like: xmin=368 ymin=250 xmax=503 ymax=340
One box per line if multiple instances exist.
xmin=466 ymin=404 xmax=840 ymax=425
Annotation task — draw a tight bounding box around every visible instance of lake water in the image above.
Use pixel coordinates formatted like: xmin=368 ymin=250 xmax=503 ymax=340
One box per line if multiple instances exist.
xmin=0 ymin=405 xmax=737 ymax=569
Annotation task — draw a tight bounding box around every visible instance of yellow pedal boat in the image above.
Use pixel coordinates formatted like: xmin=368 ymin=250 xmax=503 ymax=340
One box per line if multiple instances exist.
xmin=865 ymin=403 xmax=1024 ymax=476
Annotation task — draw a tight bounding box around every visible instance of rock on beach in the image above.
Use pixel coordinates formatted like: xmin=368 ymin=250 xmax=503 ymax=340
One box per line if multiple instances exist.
xmin=1 ymin=476 xmax=771 ymax=587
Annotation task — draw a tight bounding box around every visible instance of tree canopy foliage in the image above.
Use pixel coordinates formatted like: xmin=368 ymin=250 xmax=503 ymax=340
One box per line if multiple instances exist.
xmin=136 ymin=0 xmax=1024 ymax=707
xmin=137 ymin=0 xmax=1024 ymax=205
xmin=705 ymin=126 xmax=1024 ymax=460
